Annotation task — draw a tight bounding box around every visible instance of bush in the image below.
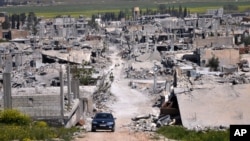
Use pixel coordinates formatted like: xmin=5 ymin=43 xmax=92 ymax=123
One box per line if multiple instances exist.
xmin=33 ymin=121 xmax=48 ymax=128
xmin=0 ymin=109 xmax=31 ymax=125
xmin=0 ymin=123 xmax=79 ymax=141
xmin=0 ymin=110 xmax=80 ymax=141
xmin=206 ymin=56 xmax=220 ymax=71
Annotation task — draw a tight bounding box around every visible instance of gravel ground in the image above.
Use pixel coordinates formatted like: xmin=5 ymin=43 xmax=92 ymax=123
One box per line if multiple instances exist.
xmin=73 ymin=45 xmax=165 ymax=141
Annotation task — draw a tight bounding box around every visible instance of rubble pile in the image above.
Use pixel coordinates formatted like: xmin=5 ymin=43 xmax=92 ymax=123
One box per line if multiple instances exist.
xmin=192 ymin=73 xmax=250 ymax=86
xmin=92 ymin=91 xmax=115 ymax=112
xmin=92 ymin=72 xmax=116 ymax=112
xmin=239 ymin=59 xmax=250 ymax=72
xmin=177 ymin=76 xmax=192 ymax=88
xmin=126 ymin=114 xmax=180 ymax=132
xmin=227 ymin=73 xmax=250 ymax=85
xmin=126 ymin=114 xmax=158 ymax=132
xmin=124 ymin=64 xmax=170 ymax=80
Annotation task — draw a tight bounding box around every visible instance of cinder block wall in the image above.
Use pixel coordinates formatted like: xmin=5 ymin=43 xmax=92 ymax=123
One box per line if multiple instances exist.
xmin=12 ymin=94 xmax=61 ymax=118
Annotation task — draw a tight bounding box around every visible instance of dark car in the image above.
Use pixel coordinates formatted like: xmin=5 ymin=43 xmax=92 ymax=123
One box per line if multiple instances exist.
xmin=91 ymin=112 xmax=116 ymax=132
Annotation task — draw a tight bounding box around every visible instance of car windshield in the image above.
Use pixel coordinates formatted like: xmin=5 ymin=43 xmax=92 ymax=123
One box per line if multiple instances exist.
xmin=95 ymin=113 xmax=113 ymax=119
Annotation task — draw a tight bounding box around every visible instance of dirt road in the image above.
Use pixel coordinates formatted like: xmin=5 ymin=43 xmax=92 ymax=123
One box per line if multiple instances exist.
xmin=74 ymin=46 xmax=161 ymax=141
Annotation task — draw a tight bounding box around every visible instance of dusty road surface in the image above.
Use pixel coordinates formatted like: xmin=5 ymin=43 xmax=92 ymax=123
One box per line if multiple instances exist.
xmin=74 ymin=46 xmax=163 ymax=141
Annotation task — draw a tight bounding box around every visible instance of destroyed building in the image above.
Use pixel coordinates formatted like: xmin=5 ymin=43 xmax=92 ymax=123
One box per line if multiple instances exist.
xmin=111 ymin=7 xmax=250 ymax=132
xmin=0 ymin=6 xmax=250 ymax=132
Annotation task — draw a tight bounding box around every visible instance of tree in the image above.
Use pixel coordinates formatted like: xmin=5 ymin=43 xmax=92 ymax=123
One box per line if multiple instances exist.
xmin=11 ymin=14 xmax=19 ymax=29
xmin=27 ymin=12 xmax=36 ymax=30
xmin=158 ymin=4 xmax=166 ymax=14
xmin=26 ymin=12 xmax=39 ymax=34
xmin=16 ymin=14 xmax=20 ymax=29
xmin=178 ymin=5 xmax=183 ymax=18
xmin=223 ymin=4 xmax=238 ymax=13
xmin=88 ymin=14 xmax=98 ymax=29
xmin=171 ymin=6 xmax=177 ymax=17
xmin=19 ymin=13 xmax=26 ymax=26
xmin=242 ymin=36 xmax=250 ymax=46
xmin=2 ymin=15 xmax=10 ymax=29
xmin=168 ymin=6 xmax=171 ymax=15
xmin=183 ymin=7 xmax=188 ymax=17
xmin=206 ymin=56 xmax=220 ymax=71
xmin=118 ymin=10 xmax=125 ymax=20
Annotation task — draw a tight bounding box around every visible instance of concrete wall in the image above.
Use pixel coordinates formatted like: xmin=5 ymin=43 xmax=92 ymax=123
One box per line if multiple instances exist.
xmin=0 ymin=92 xmax=61 ymax=118
xmin=0 ymin=17 xmax=5 ymax=23
xmin=10 ymin=30 xmax=29 ymax=40
xmin=12 ymin=94 xmax=61 ymax=118
xmin=0 ymin=30 xmax=3 ymax=39
xmin=0 ymin=85 xmax=86 ymax=127
xmin=200 ymin=48 xmax=240 ymax=67
xmin=194 ymin=36 xmax=234 ymax=48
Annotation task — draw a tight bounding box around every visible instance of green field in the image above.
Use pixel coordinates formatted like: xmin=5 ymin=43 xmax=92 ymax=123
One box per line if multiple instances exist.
xmin=0 ymin=0 xmax=250 ymax=18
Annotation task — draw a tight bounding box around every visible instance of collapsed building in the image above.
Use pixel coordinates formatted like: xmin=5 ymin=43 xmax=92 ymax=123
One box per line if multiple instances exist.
xmin=0 ymin=16 xmax=109 ymax=127
xmin=108 ymin=7 xmax=250 ymax=131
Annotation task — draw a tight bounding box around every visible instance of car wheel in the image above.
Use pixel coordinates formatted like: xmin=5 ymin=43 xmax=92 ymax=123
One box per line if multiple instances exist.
xmin=91 ymin=128 xmax=96 ymax=132
xmin=111 ymin=127 xmax=115 ymax=132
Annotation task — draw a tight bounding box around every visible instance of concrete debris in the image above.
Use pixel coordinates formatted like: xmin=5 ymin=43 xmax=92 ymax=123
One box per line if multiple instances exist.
xmin=156 ymin=115 xmax=171 ymax=127
xmin=239 ymin=59 xmax=249 ymax=72
xmin=131 ymin=114 xmax=152 ymax=121
xmin=128 ymin=114 xmax=158 ymax=132
xmin=128 ymin=114 xmax=181 ymax=132
xmin=92 ymin=72 xmax=116 ymax=112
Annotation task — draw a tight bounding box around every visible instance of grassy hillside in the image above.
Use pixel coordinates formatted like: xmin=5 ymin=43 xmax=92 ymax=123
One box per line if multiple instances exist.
xmin=1 ymin=0 xmax=250 ymax=18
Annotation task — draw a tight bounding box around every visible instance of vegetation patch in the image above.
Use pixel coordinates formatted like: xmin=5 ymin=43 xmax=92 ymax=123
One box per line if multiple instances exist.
xmin=156 ymin=125 xmax=229 ymax=141
xmin=0 ymin=109 xmax=80 ymax=141
xmin=1 ymin=1 xmax=250 ymax=18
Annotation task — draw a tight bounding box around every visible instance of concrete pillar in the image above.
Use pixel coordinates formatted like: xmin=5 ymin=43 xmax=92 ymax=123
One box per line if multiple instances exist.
xmin=5 ymin=54 xmax=12 ymax=72
xmin=59 ymin=66 xmax=64 ymax=121
xmin=71 ymin=78 xmax=80 ymax=99
xmin=120 ymin=33 xmax=123 ymax=46
xmin=170 ymin=40 xmax=174 ymax=51
xmin=83 ymin=97 xmax=93 ymax=115
xmin=173 ymin=68 xmax=177 ymax=87
xmin=3 ymin=54 xmax=12 ymax=109
xmin=153 ymin=71 xmax=157 ymax=93
xmin=153 ymin=63 xmax=158 ymax=94
xmin=0 ymin=54 xmax=2 ymax=68
xmin=15 ymin=53 xmax=20 ymax=69
xmin=67 ymin=64 xmax=71 ymax=107
xmin=154 ymin=36 xmax=157 ymax=52
xmin=145 ymin=33 xmax=149 ymax=52
xmin=3 ymin=72 xmax=12 ymax=109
